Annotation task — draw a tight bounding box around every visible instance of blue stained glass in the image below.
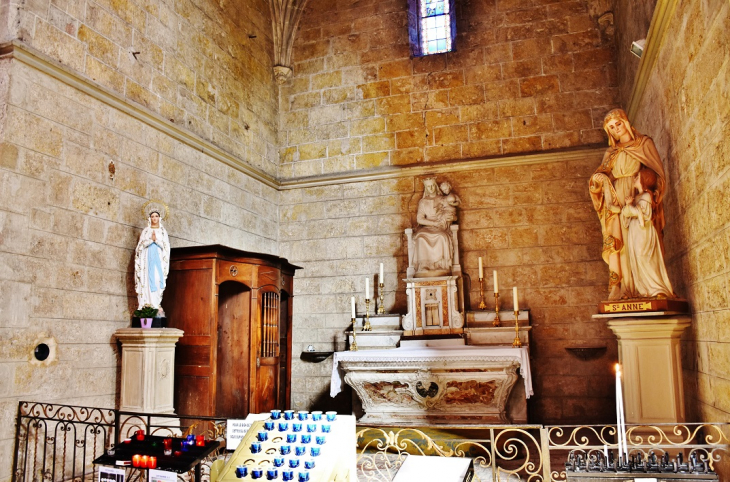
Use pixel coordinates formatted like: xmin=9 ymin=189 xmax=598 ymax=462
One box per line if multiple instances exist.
xmin=416 ymin=0 xmax=454 ymax=56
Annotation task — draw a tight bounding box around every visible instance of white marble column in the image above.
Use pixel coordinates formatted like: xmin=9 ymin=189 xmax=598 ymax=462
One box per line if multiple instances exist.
xmin=115 ymin=328 xmax=184 ymax=414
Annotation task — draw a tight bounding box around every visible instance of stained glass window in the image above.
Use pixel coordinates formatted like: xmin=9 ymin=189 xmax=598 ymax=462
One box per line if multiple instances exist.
xmin=407 ymin=0 xmax=456 ymax=57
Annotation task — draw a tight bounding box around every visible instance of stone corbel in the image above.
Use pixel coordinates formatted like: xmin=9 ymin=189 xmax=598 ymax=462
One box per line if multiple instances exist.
xmin=269 ymin=0 xmax=310 ymax=84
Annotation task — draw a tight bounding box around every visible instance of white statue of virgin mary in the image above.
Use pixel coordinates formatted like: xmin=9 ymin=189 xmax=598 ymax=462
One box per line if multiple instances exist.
xmin=134 ymin=200 xmax=171 ymax=313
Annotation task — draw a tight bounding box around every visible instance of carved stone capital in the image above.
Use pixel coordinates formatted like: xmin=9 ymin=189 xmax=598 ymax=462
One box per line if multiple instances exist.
xmin=273 ymin=65 xmax=293 ymax=85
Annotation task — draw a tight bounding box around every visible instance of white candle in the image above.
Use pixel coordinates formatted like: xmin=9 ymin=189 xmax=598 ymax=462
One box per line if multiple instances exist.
xmin=615 ymin=363 xmax=626 ymax=462
xmin=478 ymin=257 xmax=483 ymax=278
xmin=380 ymin=263 xmax=384 ymax=282
xmin=365 ymin=278 xmax=369 ymax=299
xmin=493 ymin=270 xmax=498 ymax=293
xmin=603 ymin=444 xmax=608 ymax=460
xmin=513 ymin=287 xmax=518 ymax=312
xmin=351 ymin=296 xmax=356 ymax=318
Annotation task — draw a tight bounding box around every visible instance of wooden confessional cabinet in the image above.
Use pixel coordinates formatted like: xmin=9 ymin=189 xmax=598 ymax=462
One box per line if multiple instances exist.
xmin=163 ymin=245 xmax=299 ymax=418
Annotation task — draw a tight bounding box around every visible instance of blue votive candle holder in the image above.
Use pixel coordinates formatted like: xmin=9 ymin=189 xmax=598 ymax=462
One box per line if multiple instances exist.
xmin=282 ymin=470 xmax=294 ymax=481
xmin=235 ymin=466 xmax=248 ymax=478
xmin=311 ymin=411 xmax=322 ymax=421
xmin=306 ymin=424 xmax=316 ymax=433
xmin=280 ymin=444 xmax=291 ymax=455
xmin=264 ymin=421 xmax=275 ymax=431
xmin=251 ymin=441 xmax=262 ymax=454
xmin=286 ymin=433 xmax=297 ymax=443
xmin=304 ymin=459 xmax=315 ymax=470
xmin=315 ymin=435 xmax=326 ymax=445
xmin=310 ymin=446 xmax=320 ymax=457
xmin=321 ymin=424 xmax=331 ymax=433
xmin=274 ymin=457 xmax=284 ymax=467
xmin=295 ymin=445 xmax=306 ymax=456
xmin=289 ymin=458 xmax=300 ymax=468
xmin=325 ymin=411 xmax=337 ymax=422
xmin=283 ymin=410 xmax=295 ymax=420
xmin=266 ymin=468 xmax=278 ymax=480
xmin=270 ymin=409 xmax=282 ymax=420
xmin=297 ymin=411 xmax=309 ymax=421
xmin=298 ymin=471 xmax=310 ymax=482
xmin=278 ymin=422 xmax=289 ymax=432
xmin=292 ymin=423 xmax=302 ymax=433
xmin=251 ymin=467 xmax=263 ymax=479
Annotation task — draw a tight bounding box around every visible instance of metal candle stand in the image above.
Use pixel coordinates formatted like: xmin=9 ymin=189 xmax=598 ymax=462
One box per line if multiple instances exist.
xmin=478 ymin=277 xmax=487 ymax=310
xmin=363 ymin=299 xmax=371 ymax=331
xmin=512 ymin=310 xmax=522 ymax=348
xmin=350 ymin=317 xmax=358 ymax=351
xmin=565 ymin=450 xmax=713 ymax=475
xmin=378 ymin=283 xmax=384 ymax=314
xmin=493 ymin=292 xmax=500 ymax=327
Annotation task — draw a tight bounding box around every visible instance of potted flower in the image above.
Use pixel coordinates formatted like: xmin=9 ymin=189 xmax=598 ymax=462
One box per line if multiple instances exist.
xmin=133 ymin=304 xmax=158 ymax=329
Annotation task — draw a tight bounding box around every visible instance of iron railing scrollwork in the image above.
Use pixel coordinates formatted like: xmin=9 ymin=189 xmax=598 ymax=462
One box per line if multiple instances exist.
xmin=13 ymin=401 xmax=730 ymax=482
xmin=13 ymin=402 xmax=230 ymax=482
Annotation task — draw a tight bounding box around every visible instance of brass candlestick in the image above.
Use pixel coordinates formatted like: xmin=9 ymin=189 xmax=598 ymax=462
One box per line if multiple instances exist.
xmin=350 ymin=317 xmax=358 ymax=351
xmin=378 ymin=282 xmax=384 ymax=314
xmin=478 ymin=277 xmax=487 ymax=310
xmin=364 ymin=299 xmax=372 ymax=331
xmin=512 ymin=310 xmax=522 ymax=348
xmin=493 ymin=292 xmax=501 ymax=326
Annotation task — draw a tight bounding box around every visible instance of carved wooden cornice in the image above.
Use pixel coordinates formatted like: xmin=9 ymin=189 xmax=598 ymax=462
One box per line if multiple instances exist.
xmin=269 ymin=0 xmax=310 ymax=84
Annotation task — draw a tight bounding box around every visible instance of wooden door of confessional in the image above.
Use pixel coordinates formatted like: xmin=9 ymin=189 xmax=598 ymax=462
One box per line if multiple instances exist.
xmin=164 ymin=245 xmax=299 ymax=418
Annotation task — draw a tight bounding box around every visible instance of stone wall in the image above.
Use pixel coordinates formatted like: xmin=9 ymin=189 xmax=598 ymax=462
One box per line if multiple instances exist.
xmin=2 ymin=0 xmax=279 ymax=177
xmin=280 ymin=149 xmax=620 ymax=423
xmin=279 ymin=0 xmax=618 ymax=177
xmin=631 ymin=1 xmax=730 ymax=425
xmin=612 ymin=0 xmax=657 ymax=106
xmin=0 ymin=53 xmax=279 ymax=479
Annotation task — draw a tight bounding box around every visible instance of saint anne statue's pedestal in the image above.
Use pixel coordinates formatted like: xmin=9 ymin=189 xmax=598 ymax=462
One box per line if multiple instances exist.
xmin=597 ymin=312 xmax=691 ymax=424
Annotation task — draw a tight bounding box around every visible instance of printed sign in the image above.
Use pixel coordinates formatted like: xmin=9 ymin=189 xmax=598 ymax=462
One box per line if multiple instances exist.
xmin=149 ymin=470 xmax=177 ymax=482
xmin=227 ymin=413 xmax=269 ymax=450
xmin=98 ymin=466 xmax=125 ymax=482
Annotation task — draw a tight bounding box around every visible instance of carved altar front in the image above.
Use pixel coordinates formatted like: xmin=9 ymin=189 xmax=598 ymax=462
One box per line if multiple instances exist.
xmin=331 ymin=346 xmax=532 ymax=425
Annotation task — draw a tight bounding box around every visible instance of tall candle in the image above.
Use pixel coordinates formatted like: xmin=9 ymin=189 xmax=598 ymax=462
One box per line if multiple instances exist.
xmin=513 ymin=287 xmax=518 ymax=312
xmin=493 ymin=270 xmax=498 ymax=293
xmin=351 ymin=296 xmax=355 ymax=318
xmin=615 ymin=363 xmax=626 ymax=462
xmin=365 ymin=278 xmax=369 ymax=299
xmin=380 ymin=263 xmax=384 ymax=281
xmin=478 ymin=257 xmax=484 ymax=278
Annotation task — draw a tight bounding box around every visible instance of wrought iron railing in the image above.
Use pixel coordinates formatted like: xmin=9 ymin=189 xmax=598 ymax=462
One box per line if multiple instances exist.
xmin=355 ymin=423 xmax=730 ymax=482
xmin=12 ymin=402 xmax=230 ymax=482
xmin=13 ymin=401 xmax=730 ymax=482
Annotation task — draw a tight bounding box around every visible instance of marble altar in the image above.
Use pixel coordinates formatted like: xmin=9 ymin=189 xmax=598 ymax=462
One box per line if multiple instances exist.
xmin=331 ymin=346 xmax=532 ymax=425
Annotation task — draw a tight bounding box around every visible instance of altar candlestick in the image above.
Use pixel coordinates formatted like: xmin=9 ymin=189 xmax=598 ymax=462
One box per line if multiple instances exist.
xmin=351 ymin=297 xmax=356 ymax=318
xmin=478 ymin=257 xmax=484 ymax=278
xmin=365 ymin=278 xmax=369 ymax=299
xmin=513 ymin=287 xmax=518 ymax=312
xmin=380 ymin=263 xmax=384 ymax=281
xmin=493 ymin=270 xmax=498 ymax=293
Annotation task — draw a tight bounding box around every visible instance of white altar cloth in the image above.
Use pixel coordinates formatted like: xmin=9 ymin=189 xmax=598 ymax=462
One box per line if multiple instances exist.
xmin=330 ymin=346 xmax=532 ymax=398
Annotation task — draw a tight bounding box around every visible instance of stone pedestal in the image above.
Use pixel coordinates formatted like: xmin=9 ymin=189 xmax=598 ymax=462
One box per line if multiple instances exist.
xmin=115 ymin=328 xmax=184 ymax=413
xmin=600 ymin=313 xmax=691 ymax=424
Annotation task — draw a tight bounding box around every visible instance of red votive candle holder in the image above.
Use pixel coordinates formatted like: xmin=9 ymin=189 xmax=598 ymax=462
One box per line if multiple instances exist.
xmin=148 ymin=456 xmax=157 ymax=469
xmin=132 ymin=454 xmax=141 ymax=467
xmin=196 ymin=434 xmax=205 ymax=446
xmin=174 ymin=450 xmax=182 ymax=457
xmin=163 ymin=437 xmax=173 ymax=456
xmin=135 ymin=429 xmax=145 ymax=441
xmin=141 ymin=455 xmax=150 ymax=468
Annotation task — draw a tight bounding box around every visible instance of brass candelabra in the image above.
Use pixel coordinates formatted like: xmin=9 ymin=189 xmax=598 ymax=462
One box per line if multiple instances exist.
xmin=512 ymin=310 xmax=522 ymax=348
xmin=350 ymin=317 xmax=358 ymax=351
xmin=364 ymin=299 xmax=372 ymax=331
xmin=478 ymin=277 xmax=487 ymax=310
xmin=378 ymin=283 xmax=384 ymax=314
xmin=493 ymin=292 xmax=501 ymax=327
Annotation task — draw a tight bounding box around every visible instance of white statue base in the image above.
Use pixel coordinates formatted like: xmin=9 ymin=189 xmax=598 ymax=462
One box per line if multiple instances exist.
xmin=402 ymin=276 xmax=463 ymax=336
xmin=115 ymin=328 xmax=184 ymax=413
xmin=331 ymin=346 xmax=532 ymax=425
xmin=598 ymin=313 xmax=691 ymax=424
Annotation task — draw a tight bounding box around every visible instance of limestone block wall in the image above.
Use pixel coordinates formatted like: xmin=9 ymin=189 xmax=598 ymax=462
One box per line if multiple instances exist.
xmin=280 ymin=149 xmax=620 ymax=423
xmin=1 ymin=0 xmax=279 ymax=176
xmin=0 ymin=54 xmax=279 ymax=478
xmin=631 ymin=2 xmax=730 ymax=424
xmin=279 ymin=0 xmax=618 ymax=177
